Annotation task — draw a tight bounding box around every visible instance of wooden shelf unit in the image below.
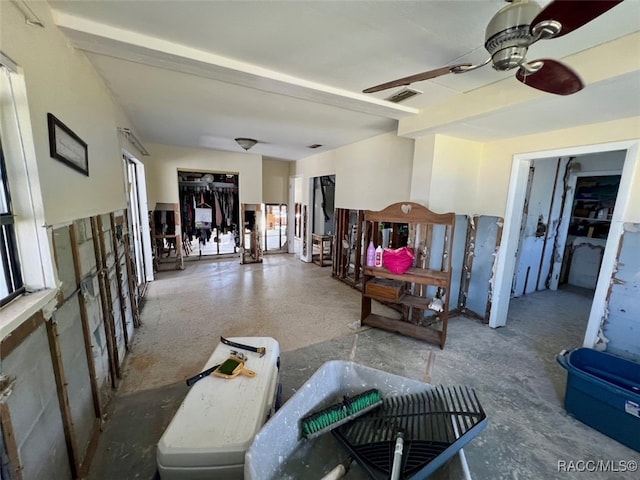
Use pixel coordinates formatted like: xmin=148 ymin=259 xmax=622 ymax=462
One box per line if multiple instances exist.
xmin=360 ymin=202 xmax=455 ymax=348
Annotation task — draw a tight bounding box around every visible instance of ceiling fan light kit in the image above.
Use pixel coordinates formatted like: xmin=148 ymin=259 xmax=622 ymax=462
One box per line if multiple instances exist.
xmin=363 ymin=0 xmax=623 ymax=96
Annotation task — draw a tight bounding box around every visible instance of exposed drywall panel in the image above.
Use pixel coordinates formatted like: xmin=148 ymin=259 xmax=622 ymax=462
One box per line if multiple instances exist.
xmin=295 ymin=132 xmax=413 ymax=211
xmin=429 ymin=135 xmax=482 ymax=215
xmin=1 ymin=1 xmax=131 ymax=225
xmin=450 ymin=215 xmax=468 ymax=311
xmin=512 ymin=159 xmax=560 ymax=296
xmin=262 ymin=158 xmax=290 ymax=204
xmin=3 ymin=325 xmax=71 ymax=480
xmin=144 ymin=143 xmax=262 ymax=206
xmin=409 ymin=135 xmax=436 ymax=206
xmin=568 ymin=242 xmax=605 ymax=289
xmin=479 ymin=117 xmax=640 ymax=218
xmin=53 ymin=297 xmax=95 ymax=462
xmin=73 ymin=218 xmax=110 ymax=404
xmin=603 ymin=223 xmax=640 ymax=362
xmin=53 ymin=226 xmax=77 ymax=300
xmin=466 ymin=216 xmax=501 ymax=317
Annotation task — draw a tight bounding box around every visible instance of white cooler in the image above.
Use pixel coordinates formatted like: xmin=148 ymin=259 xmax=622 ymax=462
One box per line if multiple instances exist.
xmin=157 ymin=337 xmax=280 ymax=479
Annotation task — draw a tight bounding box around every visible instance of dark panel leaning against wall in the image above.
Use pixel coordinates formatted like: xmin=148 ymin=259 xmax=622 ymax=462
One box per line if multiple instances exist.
xmin=602 ymin=223 xmax=640 ymax=362
xmin=449 ymin=215 xmax=468 ymax=312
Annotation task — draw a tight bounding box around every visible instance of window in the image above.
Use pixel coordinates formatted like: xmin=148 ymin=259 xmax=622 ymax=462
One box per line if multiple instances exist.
xmin=0 ymin=53 xmax=56 ymax=311
xmin=0 ymin=136 xmax=24 ymax=306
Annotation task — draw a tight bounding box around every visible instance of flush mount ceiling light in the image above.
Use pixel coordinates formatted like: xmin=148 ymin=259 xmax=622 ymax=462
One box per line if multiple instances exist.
xmin=235 ymin=138 xmax=258 ymax=151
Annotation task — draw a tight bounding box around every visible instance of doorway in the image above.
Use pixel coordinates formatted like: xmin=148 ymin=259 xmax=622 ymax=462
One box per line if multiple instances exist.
xmin=305 ymin=175 xmax=336 ymax=264
xmin=123 ymin=153 xmax=153 ymax=289
xmin=512 ymin=153 xmax=624 ymax=298
xmin=264 ymin=203 xmax=288 ymax=252
xmin=491 ymin=140 xmax=639 ymax=349
xmin=177 ymin=171 xmax=240 ymax=258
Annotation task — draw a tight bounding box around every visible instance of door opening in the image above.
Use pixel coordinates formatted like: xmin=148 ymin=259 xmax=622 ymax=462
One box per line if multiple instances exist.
xmin=177 ymin=170 xmax=240 ymax=259
xmin=491 ymin=141 xmax=638 ymax=351
xmin=264 ymin=204 xmax=288 ymax=253
xmin=123 ymin=153 xmax=153 ymax=290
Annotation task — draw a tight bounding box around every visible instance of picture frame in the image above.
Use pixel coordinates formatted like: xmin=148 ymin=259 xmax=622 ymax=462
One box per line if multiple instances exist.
xmin=47 ymin=113 xmax=89 ymax=176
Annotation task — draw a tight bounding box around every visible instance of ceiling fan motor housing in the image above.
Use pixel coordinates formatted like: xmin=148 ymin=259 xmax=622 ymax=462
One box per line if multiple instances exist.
xmin=485 ymin=0 xmax=542 ymax=71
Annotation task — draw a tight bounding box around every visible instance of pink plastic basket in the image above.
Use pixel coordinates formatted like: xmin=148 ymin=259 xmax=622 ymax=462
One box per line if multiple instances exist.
xmin=383 ymin=247 xmax=415 ymax=274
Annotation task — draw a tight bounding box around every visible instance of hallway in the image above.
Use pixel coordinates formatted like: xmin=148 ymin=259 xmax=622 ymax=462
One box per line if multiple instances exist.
xmin=89 ymin=256 xmax=637 ymax=479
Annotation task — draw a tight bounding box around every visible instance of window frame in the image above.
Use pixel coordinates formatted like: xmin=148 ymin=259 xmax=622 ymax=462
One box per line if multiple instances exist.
xmin=0 ymin=136 xmax=25 ymax=306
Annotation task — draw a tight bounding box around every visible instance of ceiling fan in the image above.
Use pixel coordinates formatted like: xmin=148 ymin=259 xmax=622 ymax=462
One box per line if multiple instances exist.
xmin=363 ymin=0 xmax=623 ymax=96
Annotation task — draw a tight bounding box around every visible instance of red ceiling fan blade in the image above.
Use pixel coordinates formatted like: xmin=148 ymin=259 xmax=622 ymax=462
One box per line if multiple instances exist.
xmin=516 ymin=59 xmax=584 ymax=95
xmin=362 ymin=64 xmax=471 ymax=94
xmin=531 ymin=0 xmax=623 ymax=38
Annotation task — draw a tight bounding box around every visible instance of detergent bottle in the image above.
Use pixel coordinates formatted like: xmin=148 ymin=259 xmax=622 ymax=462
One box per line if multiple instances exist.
xmin=366 ymin=241 xmax=375 ymax=267
xmin=374 ymin=245 xmax=383 ymax=267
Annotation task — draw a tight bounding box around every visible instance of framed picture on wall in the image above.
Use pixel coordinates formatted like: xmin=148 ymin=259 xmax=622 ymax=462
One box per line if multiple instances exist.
xmin=47 ymin=113 xmax=89 ymax=176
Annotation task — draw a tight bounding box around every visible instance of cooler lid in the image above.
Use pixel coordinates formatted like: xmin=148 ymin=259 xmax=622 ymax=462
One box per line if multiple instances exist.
xmin=157 ymin=337 xmax=280 ymax=468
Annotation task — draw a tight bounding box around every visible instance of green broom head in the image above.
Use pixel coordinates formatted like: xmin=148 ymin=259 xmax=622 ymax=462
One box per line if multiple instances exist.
xmin=300 ymin=389 xmax=383 ymax=439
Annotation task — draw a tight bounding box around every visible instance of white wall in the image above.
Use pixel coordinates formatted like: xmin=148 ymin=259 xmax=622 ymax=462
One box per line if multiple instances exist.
xmin=409 ymin=135 xmax=436 ymax=206
xmin=479 ymin=117 xmax=640 ymax=220
xmin=1 ymin=1 xmax=131 ymax=226
xmin=429 ymin=135 xmax=483 ymax=214
xmin=294 ymin=132 xmax=414 ymax=211
xmin=143 ymin=143 xmax=263 ymax=207
xmin=262 ymin=157 xmax=290 ymax=204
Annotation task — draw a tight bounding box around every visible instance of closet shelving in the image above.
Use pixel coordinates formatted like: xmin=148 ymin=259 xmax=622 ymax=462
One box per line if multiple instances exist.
xmin=569 ymin=175 xmax=621 ymax=240
xmin=361 ymin=202 xmax=455 ymax=349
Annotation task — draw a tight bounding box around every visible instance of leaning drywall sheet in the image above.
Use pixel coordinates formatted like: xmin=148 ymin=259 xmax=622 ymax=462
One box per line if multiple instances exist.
xmin=53 ymin=297 xmax=95 ymax=461
xmin=604 ymin=223 xmax=640 ymax=362
xmin=75 ymin=219 xmax=110 ymax=406
xmin=100 ymin=215 xmax=126 ymax=364
xmin=449 ymin=215 xmax=468 ymax=310
xmin=53 ymin=226 xmax=76 ymax=300
xmin=3 ymin=326 xmax=71 ymax=480
xmin=465 ymin=216 xmax=501 ymax=318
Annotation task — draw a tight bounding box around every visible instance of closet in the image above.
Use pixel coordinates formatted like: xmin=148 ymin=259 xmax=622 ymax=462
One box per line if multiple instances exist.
xmin=178 ymin=171 xmax=240 ymax=257
xmin=563 ymin=174 xmax=621 ymax=289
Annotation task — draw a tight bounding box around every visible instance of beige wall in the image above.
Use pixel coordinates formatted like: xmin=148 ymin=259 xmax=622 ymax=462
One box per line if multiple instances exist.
xmin=262 ymin=158 xmax=290 ymax=204
xmin=143 ymin=143 xmax=263 ymax=208
xmin=294 ymin=132 xmax=414 ymax=211
xmin=429 ymin=135 xmax=483 ymax=214
xmin=1 ymin=1 xmax=131 ymax=226
xmin=479 ymin=117 xmax=640 ymax=219
xmin=409 ymin=135 xmax=436 ymax=206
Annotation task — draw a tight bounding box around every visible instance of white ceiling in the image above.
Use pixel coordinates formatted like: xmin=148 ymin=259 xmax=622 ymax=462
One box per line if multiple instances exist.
xmin=49 ymin=0 xmax=640 ymax=160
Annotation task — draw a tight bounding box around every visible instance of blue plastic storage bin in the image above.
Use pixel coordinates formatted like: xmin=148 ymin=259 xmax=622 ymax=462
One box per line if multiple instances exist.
xmin=557 ymin=347 xmax=640 ymax=452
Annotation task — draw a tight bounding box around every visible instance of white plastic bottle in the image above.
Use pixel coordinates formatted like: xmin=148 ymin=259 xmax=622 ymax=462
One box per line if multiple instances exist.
xmin=374 ymin=245 xmax=383 ymax=267
xmin=366 ymin=241 xmax=376 ymax=267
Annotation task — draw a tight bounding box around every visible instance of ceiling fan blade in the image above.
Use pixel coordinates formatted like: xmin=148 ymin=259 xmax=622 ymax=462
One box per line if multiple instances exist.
xmin=516 ymin=59 xmax=584 ymax=95
xmin=362 ymin=64 xmax=470 ymax=94
xmin=530 ymin=0 xmax=623 ymax=38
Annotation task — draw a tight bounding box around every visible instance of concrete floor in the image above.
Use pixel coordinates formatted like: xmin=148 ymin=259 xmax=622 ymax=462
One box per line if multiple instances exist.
xmin=88 ymin=255 xmax=638 ymax=479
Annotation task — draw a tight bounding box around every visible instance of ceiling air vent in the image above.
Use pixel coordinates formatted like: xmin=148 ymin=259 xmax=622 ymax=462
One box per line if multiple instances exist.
xmin=385 ymin=87 xmax=422 ymax=103
xmin=308 ymin=144 xmax=323 ymax=149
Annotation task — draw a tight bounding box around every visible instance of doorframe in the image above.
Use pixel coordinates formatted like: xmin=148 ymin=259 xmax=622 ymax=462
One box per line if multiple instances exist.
xmin=490 ymin=140 xmax=639 ymax=349
xmin=123 ymin=150 xmax=154 ymax=283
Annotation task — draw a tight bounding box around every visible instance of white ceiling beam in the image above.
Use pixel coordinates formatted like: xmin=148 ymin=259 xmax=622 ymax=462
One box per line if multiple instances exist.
xmin=53 ymin=11 xmax=418 ymax=121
